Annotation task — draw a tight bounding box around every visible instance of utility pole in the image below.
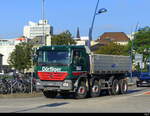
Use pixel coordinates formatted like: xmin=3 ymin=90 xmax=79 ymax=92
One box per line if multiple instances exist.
xmin=42 ymin=0 xmax=46 ymax=46
xmin=130 ymin=22 xmax=139 ymax=82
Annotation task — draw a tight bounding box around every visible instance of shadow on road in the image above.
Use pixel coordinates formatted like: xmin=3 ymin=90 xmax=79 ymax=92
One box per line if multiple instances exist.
xmin=127 ymin=89 xmax=144 ymax=94
xmin=38 ymin=102 xmax=69 ymax=108
xmin=13 ymin=102 xmax=69 ymax=113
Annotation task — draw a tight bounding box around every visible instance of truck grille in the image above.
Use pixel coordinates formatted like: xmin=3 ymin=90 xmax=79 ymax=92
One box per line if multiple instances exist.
xmin=38 ymin=72 xmax=68 ymax=81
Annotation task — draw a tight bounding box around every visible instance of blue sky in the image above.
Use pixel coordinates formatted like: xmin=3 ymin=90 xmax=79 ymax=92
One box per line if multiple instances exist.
xmin=0 ymin=0 xmax=150 ymax=39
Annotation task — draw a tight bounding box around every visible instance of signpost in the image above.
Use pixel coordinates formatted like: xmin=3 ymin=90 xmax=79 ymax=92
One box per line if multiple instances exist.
xmin=135 ymin=54 xmax=144 ymax=69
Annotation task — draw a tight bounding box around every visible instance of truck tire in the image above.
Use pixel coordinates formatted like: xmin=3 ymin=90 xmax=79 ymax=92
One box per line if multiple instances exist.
xmin=136 ymin=81 xmax=140 ymax=87
xmin=119 ymin=79 xmax=128 ymax=94
xmin=110 ymin=79 xmax=119 ymax=95
xmin=90 ymin=80 xmax=101 ymax=97
xmin=74 ymin=81 xmax=88 ymax=99
xmin=43 ymin=91 xmax=57 ymax=98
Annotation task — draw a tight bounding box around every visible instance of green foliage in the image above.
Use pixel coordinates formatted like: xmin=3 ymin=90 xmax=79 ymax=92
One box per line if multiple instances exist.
xmin=8 ymin=42 xmax=33 ymax=73
xmin=94 ymin=42 xmax=129 ymax=55
xmin=51 ymin=30 xmax=76 ymax=45
xmin=133 ymin=26 xmax=150 ymax=53
xmin=127 ymin=26 xmax=150 ymax=71
xmin=132 ymin=26 xmax=150 ymax=69
xmin=0 ymin=75 xmax=13 ymax=79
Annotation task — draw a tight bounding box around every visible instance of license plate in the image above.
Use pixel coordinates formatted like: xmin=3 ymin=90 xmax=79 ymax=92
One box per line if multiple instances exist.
xmin=47 ymin=82 xmax=61 ymax=86
xmin=44 ymin=87 xmax=59 ymax=91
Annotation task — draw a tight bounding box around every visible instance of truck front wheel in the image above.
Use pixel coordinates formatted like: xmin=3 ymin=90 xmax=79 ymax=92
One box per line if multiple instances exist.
xmin=74 ymin=81 xmax=88 ymax=99
xmin=43 ymin=91 xmax=57 ymax=98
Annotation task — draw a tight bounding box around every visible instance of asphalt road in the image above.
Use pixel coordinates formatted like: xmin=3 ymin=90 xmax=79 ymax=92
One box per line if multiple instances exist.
xmin=0 ymin=85 xmax=150 ymax=113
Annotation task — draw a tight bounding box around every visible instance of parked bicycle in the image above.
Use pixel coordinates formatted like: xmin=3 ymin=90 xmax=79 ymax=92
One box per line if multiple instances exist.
xmin=0 ymin=78 xmax=11 ymax=94
xmin=0 ymin=76 xmax=37 ymax=94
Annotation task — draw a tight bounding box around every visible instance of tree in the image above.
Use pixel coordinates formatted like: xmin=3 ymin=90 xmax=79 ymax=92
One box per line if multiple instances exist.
xmin=8 ymin=42 xmax=33 ymax=73
xmin=94 ymin=42 xmax=129 ymax=55
xmin=132 ymin=26 xmax=150 ymax=71
xmin=51 ymin=30 xmax=76 ymax=45
xmin=133 ymin=26 xmax=150 ymax=53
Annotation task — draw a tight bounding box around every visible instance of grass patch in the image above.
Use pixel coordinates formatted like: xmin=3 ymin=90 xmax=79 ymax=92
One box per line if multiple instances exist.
xmin=0 ymin=92 xmax=43 ymax=98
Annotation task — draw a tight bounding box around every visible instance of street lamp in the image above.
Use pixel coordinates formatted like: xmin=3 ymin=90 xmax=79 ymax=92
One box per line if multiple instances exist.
xmin=97 ymin=8 xmax=107 ymax=14
xmin=88 ymin=0 xmax=107 ymax=48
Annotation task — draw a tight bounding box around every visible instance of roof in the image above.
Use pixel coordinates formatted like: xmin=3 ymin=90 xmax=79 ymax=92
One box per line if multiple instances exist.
xmin=99 ymin=32 xmax=130 ymax=44
xmin=16 ymin=38 xmax=26 ymax=41
xmin=90 ymin=43 xmax=105 ymax=51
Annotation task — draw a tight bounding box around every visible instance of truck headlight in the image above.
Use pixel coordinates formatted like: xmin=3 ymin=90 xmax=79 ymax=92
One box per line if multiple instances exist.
xmin=36 ymin=82 xmax=41 ymax=85
xmin=63 ymin=82 xmax=69 ymax=87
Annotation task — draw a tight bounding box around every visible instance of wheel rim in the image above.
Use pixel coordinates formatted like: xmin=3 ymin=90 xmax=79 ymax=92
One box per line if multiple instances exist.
xmin=78 ymin=87 xmax=85 ymax=94
xmin=112 ymin=80 xmax=119 ymax=94
xmin=92 ymin=85 xmax=99 ymax=93
xmin=115 ymin=83 xmax=119 ymax=93
xmin=123 ymin=82 xmax=127 ymax=92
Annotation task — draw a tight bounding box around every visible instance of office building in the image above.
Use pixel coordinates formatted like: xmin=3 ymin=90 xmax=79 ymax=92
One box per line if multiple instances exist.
xmin=23 ymin=20 xmax=53 ymax=39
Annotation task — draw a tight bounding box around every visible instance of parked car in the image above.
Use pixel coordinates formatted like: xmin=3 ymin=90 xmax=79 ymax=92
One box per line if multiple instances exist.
xmin=136 ymin=72 xmax=150 ymax=87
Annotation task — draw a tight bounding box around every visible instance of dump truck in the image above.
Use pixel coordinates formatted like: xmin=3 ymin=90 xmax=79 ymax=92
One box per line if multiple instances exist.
xmin=34 ymin=45 xmax=131 ymax=99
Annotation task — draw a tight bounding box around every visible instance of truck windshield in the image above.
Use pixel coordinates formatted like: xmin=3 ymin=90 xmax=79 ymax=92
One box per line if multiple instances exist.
xmin=37 ymin=50 xmax=69 ymax=65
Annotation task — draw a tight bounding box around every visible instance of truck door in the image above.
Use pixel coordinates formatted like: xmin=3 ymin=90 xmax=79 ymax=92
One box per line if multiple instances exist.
xmin=72 ymin=49 xmax=87 ymax=72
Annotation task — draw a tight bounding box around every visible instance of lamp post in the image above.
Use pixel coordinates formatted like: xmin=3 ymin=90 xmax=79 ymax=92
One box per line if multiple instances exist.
xmin=88 ymin=0 xmax=107 ymax=48
xmin=130 ymin=22 xmax=139 ymax=82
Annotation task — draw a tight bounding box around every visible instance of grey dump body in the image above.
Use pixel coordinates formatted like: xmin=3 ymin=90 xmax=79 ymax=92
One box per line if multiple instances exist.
xmin=90 ymin=54 xmax=131 ymax=74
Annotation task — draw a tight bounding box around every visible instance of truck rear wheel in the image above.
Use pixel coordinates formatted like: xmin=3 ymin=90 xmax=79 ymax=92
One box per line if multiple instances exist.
xmin=90 ymin=80 xmax=101 ymax=97
xmin=43 ymin=91 xmax=57 ymax=98
xmin=110 ymin=79 xmax=119 ymax=95
xmin=119 ymin=79 xmax=128 ymax=94
xmin=74 ymin=81 xmax=88 ymax=99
